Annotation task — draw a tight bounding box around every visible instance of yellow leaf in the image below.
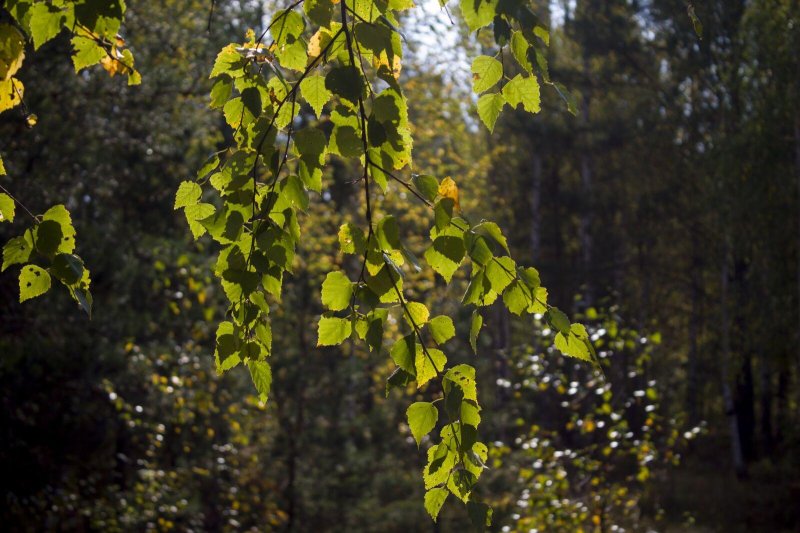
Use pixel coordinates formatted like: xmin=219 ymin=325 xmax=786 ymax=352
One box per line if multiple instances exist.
xmin=373 ymin=51 xmax=401 ymax=79
xmin=438 ymin=176 xmax=460 ymax=211
xmin=101 ymin=54 xmax=124 ymax=77
xmin=0 ymin=78 xmax=23 ymax=112
xmin=307 ymin=29 xmax=329 ymax=60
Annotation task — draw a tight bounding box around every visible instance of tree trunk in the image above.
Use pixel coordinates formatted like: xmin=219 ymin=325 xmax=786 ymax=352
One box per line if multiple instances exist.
xmin=579 ymin=53 xmax=593 ymax=306
xmin=720 ymin=244 xmax=747 ymax=477
xmin=795 ymin=109 xmax=800 ymax=396
xmin=687 ymin=243 xmax=701 ymax=423
xmin=530 ymin=152 xmax=542 ymax=262
xmin=759 ymin=354 xmax=774 ymax=456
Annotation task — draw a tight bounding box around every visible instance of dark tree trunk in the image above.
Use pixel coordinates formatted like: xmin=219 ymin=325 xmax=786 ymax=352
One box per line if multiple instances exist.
xmin=720 ymin=244 xmax=747 ymax=478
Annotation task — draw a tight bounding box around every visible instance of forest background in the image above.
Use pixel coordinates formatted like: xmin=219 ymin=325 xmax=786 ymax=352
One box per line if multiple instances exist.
xmin=1 ymin=0 xmax=799 ymax=531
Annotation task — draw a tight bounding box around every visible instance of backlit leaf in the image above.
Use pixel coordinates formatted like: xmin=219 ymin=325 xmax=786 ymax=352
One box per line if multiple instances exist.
xmin=317 ymin=315 xmax=352 ymax=346
xmin=19 ymin=264 xmax=51 ymax=302
xmin=0 ymin=193 xmax=14 ymax=222
xmin=429 ymin=315 xmax=455 ymax=344
xmin=424 ymin=488 xmax=449 ymax=521
xmin=300 ymin=75 xmax=331 ymax=118
xmin=321 ymin=271 xmax=353 ymax=311
xmin=407 ymin=401 xmax=438 ymax=446
xmin=477 ymin=92 xmax=506 ymax=133
xmin=471 ymin=55 xmax=502 ymax=94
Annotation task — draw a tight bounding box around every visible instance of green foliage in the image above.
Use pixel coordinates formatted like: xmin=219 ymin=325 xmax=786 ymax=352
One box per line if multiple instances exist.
xmin=0 ymin=192 xmax=14 ymax=222
xmin=321 ymin=270 xmax=353 ymax=311
xmin=477 ymin=92 xmax=506 ymax=132
xmin=2 ymin=204 xmax=91 ymax=314
xmin=0 ymin=0 xmax=139 ymax=312
xmin=18 ymin=263 xmax=50 ymax=301
xmin=1 ymin=0 xmax=591 ymax=522
xmin=407 ymin=401 xmax=438 ymax=446
xmin=471 ymin=55 xmax=503 ymax=94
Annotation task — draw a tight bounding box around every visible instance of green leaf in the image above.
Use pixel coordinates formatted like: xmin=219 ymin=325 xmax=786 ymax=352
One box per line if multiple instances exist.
xmin=415 ymin=347 xmax=446 ymax=388
xmin=377 ymin=215 xmax=402 ymax=251
xmin=321 ymin=271 xmax=353 ymax=311
xmin=502 ymin=74 xmax=541 ymax=113
xmin=34 ymin=220 xmax=62 ymax=258
xmin=471 ymin=55 xmax=502 ymax=94
xmin=444 ymin=364 xmax=477 ymax=401
xmin=29 ymin=3 xmax=64 ymax=50
xmin=42 ymin=204 xmax=76 ymax=254
xmin=554 ymin=331 xmax=592 ymax=361
xmin=528 ymin=285 xmax=548 ymax=314
xmin=247 ymin=360 xmax=272 ymax=402
xmin=210 ymin=44 xmax=244 ymax=78
xmin=429 ymin=315 xmax=455 ymax=344
xmin=469 ymin=310 xmax=482 ymax=354
xmin=390 ymin=334 xmax=417 ymax=375
xmin=424 ymin=236 xmax=465 ymax=283
xmin=518 ymin=266 xmax=541 ymax=290
xmin=386 ymin=367 xmax=414 ymax=396
xmin=552 ymin=82 xmax=578 ymax=116
xmin=2 ymin=233 xmax=33 ymax=271
xmin=0 ymin=23 xmax=25 ymax=81
xmin=317 ymin=315 xmax=352 ymax=346
xmin=510 ymin=31 xmax=532 ymax=72
xmin=215 ymin=321 xmax=242 ymax=373
xmin=326 ymin=66 xmax=364 ymax=104
xmin=404 ymin=301 xmax=429 ymax=327
xmin=502 ymin=281 xmax=528 ymax=315
xmin=448 ymin=469 xmax=476 ymax=502
xmin=71 ymin=36 xmax=105 ymax=71
xmin=0 ymin=192 xmax=14 ymax=222
xmin=476 ymin=93 xmax=506 ymax=133
xmin=412 ymin=174 xmax=439 ymax=202
xmin=50 ymin=253 xmax=84 ymax=285
xmin=184 ymin=203 xmax=215 ymax=239
xmin=465 ymin=232 xmax=493 ymax=265
xmin=534 ymin=25 xmax=550 ymax=46
xmin=300 ymin=75 xmax=332 ymax=119
xmin=295 ymin=127 xmax=327 ymax=192
xmin=305 ymin=0 xmax=334 ymax=26
xmin=19 ymin=264 xmax=51 ymax=302
xmin=174 ymin=181 xmax=201 ymax=209
xmin=571 ymin=322 xmax=588 ymax=340
xmin=460 ymin=0 xmax=496 ymax=32
xmin=424 ymin=442 xmax=456 ymax=489
xmin=424 ymin=488 xmax=449 ymax=522
xmin=407 ymin=401 xmax=438 ymax=446
xmin=434 ymin=198 xmax=454 ymax=230
xmin=546 ymin=307 xmax=571 ymax=335
xmin=473 ymin=221 xmax=509 ymax=253
xmin=270 ymin=9 xmax=305 ymax=41
xmin=485 ymin=256 xmax=515 ymax=293
xmin=338 ymin=222 xmax=366 ymax=255
xmin=210 ymin=77 xmax=232 ymax=108
xmin=275 ymin=40 xmax=307 ymax=72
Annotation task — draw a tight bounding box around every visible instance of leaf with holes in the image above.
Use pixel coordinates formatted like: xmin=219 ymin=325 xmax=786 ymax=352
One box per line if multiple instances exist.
xmin=19 ymin=264 xmax=51 ymax=302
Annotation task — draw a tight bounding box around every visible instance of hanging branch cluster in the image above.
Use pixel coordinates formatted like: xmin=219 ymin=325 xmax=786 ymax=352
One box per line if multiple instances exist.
xmin=1 ymin=0 xmax=142 ymax=315
xmin=169 ymin=0 xmax=595 ymax=523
